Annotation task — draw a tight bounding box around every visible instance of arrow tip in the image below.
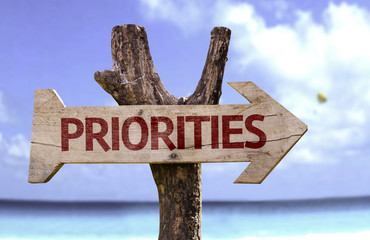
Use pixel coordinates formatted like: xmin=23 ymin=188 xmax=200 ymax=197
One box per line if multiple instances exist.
xmin=34 ymin=89 xmax=65 ymax=109
xmin=28 ymin=154 xmax=63 ymax=183
xmin=228 ymin=82 xmax=271 ymax=103
xmin=233 ymin=161 xmax=273 ymax=184
xmin=30 ymin=89 xmax=65 ymax=183
xmin=228 ymin=81 xmax=308 ymax=184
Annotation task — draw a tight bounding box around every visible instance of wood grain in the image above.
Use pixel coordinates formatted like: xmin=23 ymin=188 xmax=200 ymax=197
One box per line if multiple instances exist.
xmin=29 ymin=82 xmax=307 ymax=184
xmin=94 ymin=25 xmax=230 ymax=240
xmin=29 ymin=25 xmax=307 ymax=240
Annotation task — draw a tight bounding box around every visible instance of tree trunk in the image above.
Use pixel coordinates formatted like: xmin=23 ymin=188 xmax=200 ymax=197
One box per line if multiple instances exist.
xmin=95 ymin=24 xmax=231 ymax=240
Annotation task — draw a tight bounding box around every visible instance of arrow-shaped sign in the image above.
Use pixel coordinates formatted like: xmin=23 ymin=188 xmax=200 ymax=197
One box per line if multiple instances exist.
xmin=29 ymin=82 xmax=307 ymax=184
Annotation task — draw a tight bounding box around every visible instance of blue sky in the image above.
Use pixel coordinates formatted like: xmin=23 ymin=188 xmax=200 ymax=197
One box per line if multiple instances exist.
xmin=1 ymin=0 xmax=370 ymax=201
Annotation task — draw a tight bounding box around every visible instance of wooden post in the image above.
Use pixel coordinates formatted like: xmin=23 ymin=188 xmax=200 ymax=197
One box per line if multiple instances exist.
xmin=94 ymin=24 xmax=231 ymax=240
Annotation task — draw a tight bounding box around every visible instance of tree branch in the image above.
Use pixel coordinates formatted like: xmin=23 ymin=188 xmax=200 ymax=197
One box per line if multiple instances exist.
xmin=185 ymin=27 xmax=231 ymax=105
xmin=94 ymin=24 xmax=231 ymax=240
xmin=95 ymin=24 xmax=177 ymax=105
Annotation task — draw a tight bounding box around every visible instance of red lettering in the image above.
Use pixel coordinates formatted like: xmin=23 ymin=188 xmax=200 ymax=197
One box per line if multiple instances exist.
xmin=62 ymin=114 xmax=267 ymax=153
xmin=186 ymin=116 xmax=210 ymax=149
xmin=151 ymin=117 xmax=176 ymax=151
xmin=211 ymin=116 xmax=219 ymax=149
xmin=222 ymin=115 xmax=244 ymax=149
xmin=177 ymin=116 xmax=185 ymax=149
xmin=122 ymin=117 xmax=148 ymax=151
xmin=245 ymin=114 xmax=266 ymax=149
xmin=61 ymin=118 xmax=84 ymax=151
xmin=86 ymin=118 xmax=110 ymax=152
xmin=112 ymin=117 xmax=120 ymax=151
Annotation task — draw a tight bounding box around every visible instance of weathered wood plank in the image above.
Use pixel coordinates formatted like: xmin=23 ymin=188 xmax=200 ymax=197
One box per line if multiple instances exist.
xmin=29 ymin=82 xmax=307 ymax=184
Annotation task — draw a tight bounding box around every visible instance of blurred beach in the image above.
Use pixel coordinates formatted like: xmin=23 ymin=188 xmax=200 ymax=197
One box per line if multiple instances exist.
xmin=1 ymin=196 xmax=370 ymax=240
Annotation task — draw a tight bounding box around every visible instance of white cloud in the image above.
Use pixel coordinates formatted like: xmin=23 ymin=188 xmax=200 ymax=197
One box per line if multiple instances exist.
xmin=7 ymin=134 xmax=30 ymax=158
xmin=0 ymin=132 xmax=29 ymax=183
xmin=274 ymin=0 xmax=289 ymax=19
xmin=140 ymin=0 xmax=208 ymax=33
xmin=141 ymin=0 xmax=370 ymax=166
xmin=0 ymin=90 xmax=30 ymax=167
xmin=217 ymin=2 xmax=370 ymax=165
xmin=259 ymin=0 xmax=290 ymax=20
xmin=0 ymin=132 xmax=30 ymax=163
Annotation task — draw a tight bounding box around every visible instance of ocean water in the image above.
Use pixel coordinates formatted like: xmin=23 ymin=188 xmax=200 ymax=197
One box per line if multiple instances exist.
xmin=0 ymin=197 xmax=370 ymax=240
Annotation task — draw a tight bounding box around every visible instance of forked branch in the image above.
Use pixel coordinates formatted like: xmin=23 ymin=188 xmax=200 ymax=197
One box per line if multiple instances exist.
xmin=94 ymin=24 xmax=231 ymax=240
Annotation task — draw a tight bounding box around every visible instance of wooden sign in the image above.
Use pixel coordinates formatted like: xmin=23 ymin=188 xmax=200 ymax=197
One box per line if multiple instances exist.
xmin=29 ymin=81 xmax=307 ymax=184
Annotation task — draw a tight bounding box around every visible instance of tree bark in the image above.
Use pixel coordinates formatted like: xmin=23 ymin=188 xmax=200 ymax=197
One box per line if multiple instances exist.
xmin=95 ymin=24 xmax=231 ymax=240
